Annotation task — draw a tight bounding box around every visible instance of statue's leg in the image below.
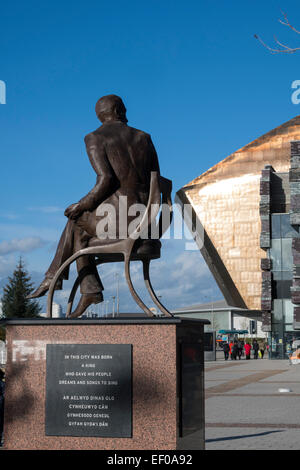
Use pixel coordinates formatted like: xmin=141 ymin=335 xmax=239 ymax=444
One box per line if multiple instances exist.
xmin=45 ymin=219 xmax=75 ymax=281
xmin=28 ymin=220 xmax=75 ymax=298
xmin=73 ymin=222 xmax=104 ymax=295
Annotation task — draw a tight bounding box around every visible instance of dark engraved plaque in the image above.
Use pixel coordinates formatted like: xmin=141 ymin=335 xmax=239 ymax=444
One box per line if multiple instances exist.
xmin=45 ymin=344 xmax=132 ymax=437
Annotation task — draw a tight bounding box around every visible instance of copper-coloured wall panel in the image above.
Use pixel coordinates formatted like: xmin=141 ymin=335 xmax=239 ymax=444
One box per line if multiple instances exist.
xmin=178 ymin=116 xmax=300 ymax=310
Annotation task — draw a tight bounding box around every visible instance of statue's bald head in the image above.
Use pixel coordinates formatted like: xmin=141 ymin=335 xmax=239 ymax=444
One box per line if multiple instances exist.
xmin=95 ymin=95 xmax=128 ymax=123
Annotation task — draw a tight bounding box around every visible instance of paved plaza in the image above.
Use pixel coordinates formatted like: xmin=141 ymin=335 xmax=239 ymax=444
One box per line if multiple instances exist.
xmin=205 ymin=353 xmax=300 ymax=450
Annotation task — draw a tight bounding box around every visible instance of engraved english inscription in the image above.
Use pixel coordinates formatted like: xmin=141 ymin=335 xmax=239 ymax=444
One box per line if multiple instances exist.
xmin=45 ymin=344 xmax=132 ymax=437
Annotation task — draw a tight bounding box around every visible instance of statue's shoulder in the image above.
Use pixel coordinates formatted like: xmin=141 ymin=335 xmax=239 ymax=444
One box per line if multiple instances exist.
xmin=85 ymin=124 xmax=151 ymax=143
xmin=84 ymin=128 xmax=101 ymax=144
xmin=127 ymin=125 xmax=151 ymax=140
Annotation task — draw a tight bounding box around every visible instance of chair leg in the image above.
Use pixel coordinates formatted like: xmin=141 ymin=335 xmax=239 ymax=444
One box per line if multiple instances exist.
xmin=124 ymin=254 xmax=155 ymax=318
xmin=65 ymin=276 xmax=81 ymax=317
xmin=47 ymin=276 xmax=61 ymax=318
xmin=142 ymin=259 xmax=174 ymax=317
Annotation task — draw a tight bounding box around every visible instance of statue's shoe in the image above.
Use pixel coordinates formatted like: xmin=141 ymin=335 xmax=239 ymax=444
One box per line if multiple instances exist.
xmin=27 ymin=277 xmax=63 ymax=299
xmin=67 ymin=293 xmax=103 ymax=319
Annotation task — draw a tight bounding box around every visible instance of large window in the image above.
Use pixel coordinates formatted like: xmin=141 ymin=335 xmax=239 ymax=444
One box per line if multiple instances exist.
xmin=269 ymin=214 xmax=297 ymax=358
xmin=270 ymin=214 xmax=294 ymax=301
xmin=272 ymin=299 xmax=294 ymax=324
xmin=271 ymin=214 xmax=300 ymax=239
xmin=270 ymin=238 xmax=293 ymax=272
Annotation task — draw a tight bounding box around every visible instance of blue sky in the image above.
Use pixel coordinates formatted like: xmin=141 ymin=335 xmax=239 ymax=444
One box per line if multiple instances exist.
xmin=1 ymin=0 xmax=300 ymax=313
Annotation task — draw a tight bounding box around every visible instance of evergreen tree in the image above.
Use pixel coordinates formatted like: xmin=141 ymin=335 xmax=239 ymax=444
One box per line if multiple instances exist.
xmin=1 ymin=258 xmax=41 ymax=318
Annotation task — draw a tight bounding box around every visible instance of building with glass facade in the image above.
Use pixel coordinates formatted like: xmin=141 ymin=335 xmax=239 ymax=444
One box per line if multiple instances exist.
xmin=269 ymin=213 xmax=300 ymax=357
xmin=260 ymin=159 xmax=300 ymax=359
xmin=172 ymin=299 xmax=264 ymax=336
xmin=176 ymin=116 xmax=300 ymax=358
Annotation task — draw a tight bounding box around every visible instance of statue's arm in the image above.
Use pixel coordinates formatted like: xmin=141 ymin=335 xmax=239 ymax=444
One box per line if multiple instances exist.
xmin=79 ymin=133 xmax=116 ymax=211
xmin=147 ymin=135 xmax=161 ymax=174
xmin=65 ymin=133 xmax=116 ymax=219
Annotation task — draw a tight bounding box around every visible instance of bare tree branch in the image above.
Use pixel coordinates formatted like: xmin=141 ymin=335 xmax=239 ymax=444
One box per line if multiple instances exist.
xmin=273 ymin=35 xmax=300 ymax=52
xmin=255 ymin=10 xmax=300 ymax=54
xmin=278 ymin=10 xmax=300 ymax=35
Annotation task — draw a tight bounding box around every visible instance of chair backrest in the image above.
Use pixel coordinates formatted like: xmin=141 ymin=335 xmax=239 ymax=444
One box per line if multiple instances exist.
xmin=128 ymin=171 xmax=161 ymax=241
xmin=128 ymin=172 xmax=173 ymax=243
xmin=158 ymin=175 xmax=173 ymax=239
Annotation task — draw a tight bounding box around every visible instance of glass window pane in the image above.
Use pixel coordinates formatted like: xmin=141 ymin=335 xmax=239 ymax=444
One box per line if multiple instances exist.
xmin=272 ymin=299 xmax=283 ymax=322
xmin=281 ymin=281 xmax=292 ymax=299
xmin=282 ymin=271 xmax=293 ymax=280
xmin=281 ymin=238 xmax=293 ymax=271
xmin=283 ymin=300 xmax=294 ymax=323
xmin=285 ymin=324 xmax=295 ymax=331
xmin=270 ymin=239 xmax=282 ymax=271
xmin=272 ymin=280 xmax=292 ymax=299
xmin=201 ymin=312 xmax=230 ymax=331
xmin=270 ymin=323 xmax=284 ymax=358
xmin=281 ymin=214 xmax=300 ymax=238
xmin=272 ymin=321 xmax=284 ymax=335
xmin=271 ymin=214 xmax=281 ymax=238
xmin=273 ymin=271 xmax=293 ymax=281
xmin=272 ymin=271 xmax=282 ymax=281
xmin=272 ymin=280 xmax=280 ymax=298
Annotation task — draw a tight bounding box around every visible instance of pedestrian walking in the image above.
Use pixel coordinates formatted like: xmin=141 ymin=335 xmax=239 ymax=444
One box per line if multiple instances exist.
xmin=231 ymin=340 xmax=238 ymax=360
xmin=237 ymin=339 xmax=243 ymax=360
xmin=244 ymin=342 xmax=251 ymax=360
xmin=259 ymin=341 xmax=266 ymax=359
xmin=0 ymin=369 xmax=5 ymax=446
xmin=241 ymin=339 xmax=245 ymax=357
xmin=229 ymin=340 xmax=234 ymax=360
xmin=223 ymin=342 xmax=230 ymax=361
xmin=253 ymin=339 xmax=259 ymax=359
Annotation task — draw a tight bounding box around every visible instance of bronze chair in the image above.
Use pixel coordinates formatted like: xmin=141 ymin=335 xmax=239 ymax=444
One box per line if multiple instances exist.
xmin=46 ymin=171 xmax=174 ymax=318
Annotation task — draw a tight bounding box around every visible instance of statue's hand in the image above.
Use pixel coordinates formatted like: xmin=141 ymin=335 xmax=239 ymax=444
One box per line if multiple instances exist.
xmin=64 ymin=203 xmax=83 ymax=220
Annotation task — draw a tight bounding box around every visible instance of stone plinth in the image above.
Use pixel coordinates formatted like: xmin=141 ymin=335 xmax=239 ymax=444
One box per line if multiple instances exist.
xmin=1 ymin=317 xmax=207 ymax=450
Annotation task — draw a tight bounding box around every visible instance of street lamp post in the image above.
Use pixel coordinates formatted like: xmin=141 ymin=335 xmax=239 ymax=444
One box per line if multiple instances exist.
xmin=115 ymin=272 xmax=120 ymax=315
xmin=203 ymin=294 xmax=215 ymax=331
xmin=112 ymin=296 xmax=116 ymax=318
xmin=157 ymin=295 xmax=162 ymax=317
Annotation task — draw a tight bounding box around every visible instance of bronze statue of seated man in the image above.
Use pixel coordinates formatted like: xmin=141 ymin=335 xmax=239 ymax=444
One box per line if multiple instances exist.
xmin=28 ymin=94 xmax=163 ymax=318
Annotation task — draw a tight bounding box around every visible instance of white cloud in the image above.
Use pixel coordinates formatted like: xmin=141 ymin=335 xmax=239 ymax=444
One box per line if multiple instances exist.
xmin=27 ymin=206 xmax=64 ymax=213
xmin=0 ymin=237 xmax=46 ymax=255
xmin=0 ymin=254 xmax=16 ymax=278
xmin=172 ymin=251 xmax=208 ymax=280
xmin=0 ymin=212 xmax=19 ymax=220
xmin=0 ymin=223 xmax=61 ymax=243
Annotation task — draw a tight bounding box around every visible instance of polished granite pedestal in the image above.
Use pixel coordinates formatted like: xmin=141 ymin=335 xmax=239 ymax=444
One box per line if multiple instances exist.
xmin=1 ymin=317 xmax=207 ymax=450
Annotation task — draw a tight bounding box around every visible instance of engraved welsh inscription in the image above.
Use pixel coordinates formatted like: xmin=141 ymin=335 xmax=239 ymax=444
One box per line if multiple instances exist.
xmin=45 ymin=344 xmax=132 ymax=437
